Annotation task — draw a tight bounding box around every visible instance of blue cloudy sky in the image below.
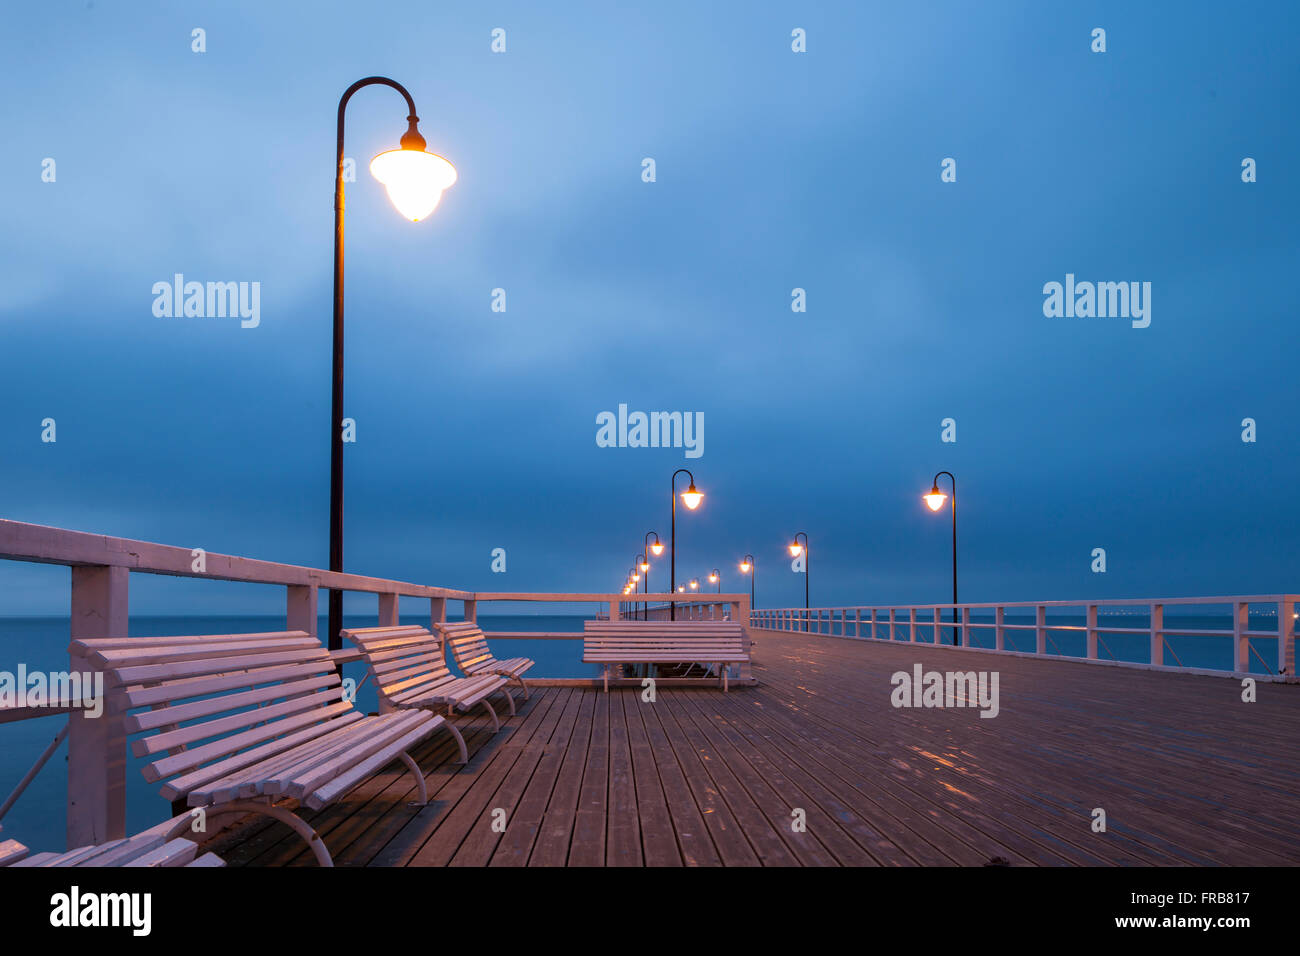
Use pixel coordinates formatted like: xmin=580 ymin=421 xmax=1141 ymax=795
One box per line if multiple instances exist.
xmin=1 ymin=1 xmax=1297 ymax=614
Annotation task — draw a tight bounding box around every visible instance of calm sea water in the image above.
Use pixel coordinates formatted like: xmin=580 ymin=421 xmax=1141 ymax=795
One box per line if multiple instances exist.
xmin=0 ymin=610 xmax=1285 ymax=853
xmin=0 ymin=614 xmax=592 ymax=852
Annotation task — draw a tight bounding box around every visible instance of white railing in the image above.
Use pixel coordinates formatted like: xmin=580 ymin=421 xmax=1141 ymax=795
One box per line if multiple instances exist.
xmin=751 ymin=597 xmax=1297 ymax=680
xmin=0 ymin=518 xmax=752 ymax=846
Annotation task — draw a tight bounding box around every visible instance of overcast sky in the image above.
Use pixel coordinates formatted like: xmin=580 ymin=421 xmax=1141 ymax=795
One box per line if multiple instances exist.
xmin=1 ymin=1 xmax=1297 ymax=615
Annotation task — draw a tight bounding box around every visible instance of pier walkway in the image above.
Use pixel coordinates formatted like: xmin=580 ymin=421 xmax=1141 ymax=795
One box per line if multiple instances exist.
xmin=213 ymin=627 xmax=1300 ymax=866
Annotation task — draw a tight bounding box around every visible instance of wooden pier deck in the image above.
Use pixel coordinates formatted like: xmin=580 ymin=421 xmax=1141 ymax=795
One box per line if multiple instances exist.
xmin=215 ymin=628 xmax=1300 ymax=866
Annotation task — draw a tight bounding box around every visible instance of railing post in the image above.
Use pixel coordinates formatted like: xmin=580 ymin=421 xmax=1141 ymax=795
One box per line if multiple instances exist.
xmin=855 ymin=608 xmax=862 ymax=638
xmin=962 ymin=606 xmax=970 ymax=649
xmin=1278 ymin=599 xmax=1295 ymax=676
xmin=995 ymin=605 xmax=1005 ymax=650
xmin=1035 ymin=605 xmax=1047 ymax=655
xmin=909 ymin=607 xmax=917 ymax=643
xmin=464 ymin=598 xmax=477 ymax=624
xmin=431 ymin=596 xmax=447 ymax=628
xmin=1150 ymin=603 xmax=1163 ymax=666
xmin=68 ymin=564 xmax=129 ymax=847
xmin=735 ymin=597 xmax=752 ymax=682
xmin=889 ymin=608 xmax=896 ymax=641
xmin=378 ymin=592 xmax=399 ymax=626
xmin=1232 ymin=601 xmax=1249 ymax=673
xmin=870 ymin=608 xmax=877 ymax=640
xmin=287 ymin=584 xmax=318 ymax=639
xmin=1086 ymin=604 xmax=1098 ymax=660
xmin=933 ymin=607 xmax=941 ymax=645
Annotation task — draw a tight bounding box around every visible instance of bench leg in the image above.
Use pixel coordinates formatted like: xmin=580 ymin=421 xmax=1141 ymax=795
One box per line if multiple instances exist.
xmin=398 ymin=751 xmax=428 ymax=806
xmin=513 ymin=675 xmax=531 ymax=700
xmin=173 ymin=801 xmax=333 ymax=867
xmin=603 ymin=665 xmax=609 ymax=694
xmin=480 ymin=699 xmax=501 ymax=733
xmin=444 ymin=719 xmax=469 ymax=765
xmin=499 ymin=685 xmax=517 ymax=717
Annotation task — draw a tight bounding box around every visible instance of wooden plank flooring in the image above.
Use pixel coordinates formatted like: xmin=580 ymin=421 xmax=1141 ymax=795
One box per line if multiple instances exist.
xmin=219 ymin=629 xmax=1300 ymax=866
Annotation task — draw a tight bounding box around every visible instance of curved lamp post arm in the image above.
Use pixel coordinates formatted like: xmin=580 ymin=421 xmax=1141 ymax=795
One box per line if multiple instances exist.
xmin=742 ymin=553 xmax=756 ymax=609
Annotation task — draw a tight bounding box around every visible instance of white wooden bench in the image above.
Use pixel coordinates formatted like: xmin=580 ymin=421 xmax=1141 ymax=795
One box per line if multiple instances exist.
xmin=343 ymin=625 xmax=517 ymax=747
xmin=1 ymin=817 xmax=224 ymax=867
xmin=582 ymin=621 xmax=750 ymax=692
xmin=70 ymin=630 xmax=452 ymax=866
xmin=434 ymin=621 xmax=534 ymax=699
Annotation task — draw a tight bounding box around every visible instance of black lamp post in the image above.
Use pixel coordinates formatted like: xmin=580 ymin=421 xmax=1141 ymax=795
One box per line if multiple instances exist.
xmin=790 ymin=532 xmax=809 ymax=631
xmin=631 ymin=555 xmax=649 ymax=621
xmin=669 ymin=469 xmax=702 ymax=620
xmin=327 ymin=76 xmax=456 ymax=652
xmin=924 ymin=471 xmax=959 ymax=646
xmin=709 ymin=568 xmax=721 ymax=593
xmin=740 ymin=553 xmax=756 ymax=609
xmin=644 ymin=530 xmax=662 ymax=620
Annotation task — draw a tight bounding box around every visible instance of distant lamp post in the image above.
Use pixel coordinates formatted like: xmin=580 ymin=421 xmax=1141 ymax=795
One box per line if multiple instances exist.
xmin=670 ymin=469 xmax=703 ymax=620
xmin=708 ymin=569 xmax=720 ymax=592
xmin=790 ymin=532 xmax=809 ymax=630
xmin=923 ymin=471 xmax=959 ymax=646
xmin=643 ymin=531 xmax=661 ymax=621
xmin=739 ymin=554 xmax=756 ymax=609
xmin=327 ymin=76 xmax=457 ymax=653
xmin=634 ymin=552 xmax=649 ymax=621
xmin=677 ymin=585 xmax=686 ymax=593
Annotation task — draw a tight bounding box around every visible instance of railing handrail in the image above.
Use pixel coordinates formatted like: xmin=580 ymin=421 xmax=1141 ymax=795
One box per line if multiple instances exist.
xmin=754 ymin=597 xmax=1300 ymax=610
xmin=750 ymin=598 xmax=1297 ymax=681
xmin=0 ymin=518 xmax=472 ymax=600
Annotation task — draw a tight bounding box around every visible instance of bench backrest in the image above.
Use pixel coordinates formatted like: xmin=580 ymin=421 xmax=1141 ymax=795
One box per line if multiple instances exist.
xmin=342 ymin=625 xmax=454 ymax=703
xmin=437 ymin=621 xmax=497 ymax=673
xmin=70 ymin=631 xmax=357 ymax=803
xmin=582 ymin=621 xmax=748 ymax=658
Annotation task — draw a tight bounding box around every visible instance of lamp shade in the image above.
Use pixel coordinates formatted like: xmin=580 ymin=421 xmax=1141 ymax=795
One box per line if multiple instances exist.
xmin=924 ymin=490 xmax=948 ymax=512
xmin=680 ymin=484 xmax=703 ymax=510
xmin=370 ymin=148 xmax=457 ymax=221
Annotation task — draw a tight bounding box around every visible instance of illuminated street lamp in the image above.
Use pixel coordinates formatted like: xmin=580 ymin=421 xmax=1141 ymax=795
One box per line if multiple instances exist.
xmin=670 ymin=469 xmax=703 ymax=620
xmin=923 ymin=471 xmax=959 ymax=646
xmin=708 ymin=568 xmax=720 ymax=593
xmin=642 ymin=531 xmax=661 ymax=621
xmin=327 ymin=76 xmax=457 ymax=653
xmin=739 ymin=554 xmax=756 ymax=608
xmin=789 ymin=532 xmax=809 ymax=630
xmin=689 ymin=578 xmax=699 ymax=591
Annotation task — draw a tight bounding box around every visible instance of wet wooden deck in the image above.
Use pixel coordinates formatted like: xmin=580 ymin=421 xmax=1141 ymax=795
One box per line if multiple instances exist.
xmin=217 ymin=628 xmax=1300 ymax=866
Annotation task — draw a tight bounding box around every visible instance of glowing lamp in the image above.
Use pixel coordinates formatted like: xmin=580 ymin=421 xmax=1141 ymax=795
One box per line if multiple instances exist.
xmin=370 ymin=124 xmax=457 ymax=222
xmin=924 ymin=488 xmax=948 ymax=512
xmin=679 ymin=482 xmax=703 ymax=510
